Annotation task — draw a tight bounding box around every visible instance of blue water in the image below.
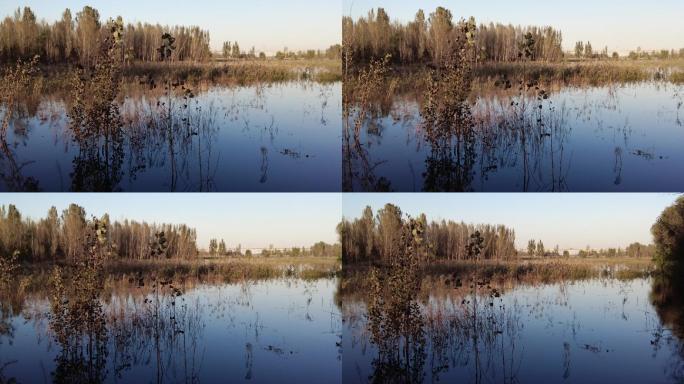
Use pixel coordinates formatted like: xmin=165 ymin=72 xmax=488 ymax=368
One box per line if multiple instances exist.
xmin=0 ymin=81 xmax=341 ymax=192
xmin=343 ymin=278 xmax=684 ymax=383
xmin=345 ymin=82 xmax=684 ymax=192
xmin=0 ymin=278 xmax=341 ymax=383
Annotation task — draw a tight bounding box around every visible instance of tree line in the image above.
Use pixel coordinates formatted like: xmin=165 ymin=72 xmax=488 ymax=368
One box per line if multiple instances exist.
xmin=337 ymin=204 xmax=516 ymax=264
xmin=274 ymin=45 xmax=342 ymax=60
xmin=339 ymin=204 xmax=656 ymax=265
xmin=627 ymin=48 xmax=684 ymax=61
xmin=0 ymin=204 xmax=198 ymax=263
xmin=526 ymin=239 xmax=654 ymax=258
xmin=343 ymin=7 xmax=564 ymax=66
xmin=0 ymin=6 xmax=211 ymax=66
xmin=221 ymin=42 xmax=342 ymax=61
xmin=574 ymin=42 xmax=684 ymax=61
xmin=206 ymin=239 xmax=341 ymax=258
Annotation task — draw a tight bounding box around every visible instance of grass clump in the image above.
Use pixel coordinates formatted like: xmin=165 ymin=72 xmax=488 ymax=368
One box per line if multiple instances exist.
xmin=671 ymin=71 xmax=684 ymax=84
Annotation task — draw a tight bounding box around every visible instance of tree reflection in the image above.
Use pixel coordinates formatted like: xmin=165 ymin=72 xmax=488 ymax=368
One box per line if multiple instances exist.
xmin=420 ymin=76 xmax=476 ymax=192
xmin=0 ymin=142 xmax=40 ymax=192
xmin=49 ymin=219 xmax=110 ymax=383
xmin=123 ymin=88 xmax=220 ymax=192
xmin=344 ymin=75 xmax=574 ymax=192
xmin=46 ymin=220 xmax=205 ymax=383
xmin=0 ymin=251 xmax=23 ymax=343
xmin=0 ymin=56 xmax=42 ymax=191
xmin=343 ymin=56 xmax=394 ymax=192
xmin=349 ymin=270 xmax=527 ymax=383
xmin=360 ymin=218 xmax=526 ymax=383
xmin=67 ymin=21 xmax=125 ymax=192
xmin=366 ymin=218 xmax=427 ymax=383
xmin=1 ymin=73 xmax=334 ymax=192
xmin=69 ymin=138 xmax=124 ymax=192
xmin=651 ymin=268 xmax=684 ymax=381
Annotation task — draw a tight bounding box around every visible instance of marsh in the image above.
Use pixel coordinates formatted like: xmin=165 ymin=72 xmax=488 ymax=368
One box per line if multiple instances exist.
xmin=0 ymin=5 xmax=342 ymax=192
xmin=337 ymin=195 xmax=684 ymax=383
xmin=344 ymin=73 xmax=684 ymax=192
xmin=342 ymin=5 xmax=684 ymax=192
xmin=0 ymin=78 xmax=341 ymax=192
xmin=0 ymin=266 xmax=341 ymax=383
xmin=340 ymin=266 xmax=684 ymax=383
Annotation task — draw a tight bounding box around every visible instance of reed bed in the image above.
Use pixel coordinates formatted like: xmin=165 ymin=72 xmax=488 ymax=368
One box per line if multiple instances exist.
xmin=345 ymin=59 xmax=684 ymax=99
xmin=13 ymin=256 xmax=340 ymax=292
xmin=340 ymin=257 xmax=655 ymax=300
xmin=26 ymin=58 xmax=341 ymax=93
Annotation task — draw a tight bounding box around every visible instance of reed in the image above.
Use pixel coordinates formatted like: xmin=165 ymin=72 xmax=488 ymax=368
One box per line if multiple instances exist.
xmin=341 ymin=257 xmax=655 ymax=299
xmin=25 ymin=58 xmax=341 ymax=94
xmin=16 ymin=256 xmax=340 ymax=288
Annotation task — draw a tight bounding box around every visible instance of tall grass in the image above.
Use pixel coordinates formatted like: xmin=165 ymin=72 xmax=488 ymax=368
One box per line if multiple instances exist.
xmin=671 ymin=71 xmax=684 ymax=84
xmin=17 ymin=256 xmax=340 ymax=289
xmin=348 ymin=59 xmax=684 ymax=95
xmin=34 ymin=59 xmax=341 ymax=93
xmin=475 ymin=61 xmax=655 ymax=85
xmin=341 ymin=257 xmax=655 ymax=299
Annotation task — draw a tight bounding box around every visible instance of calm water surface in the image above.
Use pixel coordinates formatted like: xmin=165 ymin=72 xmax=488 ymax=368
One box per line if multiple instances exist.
xmin=342 ymin=278 xmax=684 ymax=383
xmin=1 ymin=81 xmax=341 ymax=192
xmin=0 ymin=277 xmax=341 ymax=383
xmin=345 ymin=82 xmax=684 ymax=192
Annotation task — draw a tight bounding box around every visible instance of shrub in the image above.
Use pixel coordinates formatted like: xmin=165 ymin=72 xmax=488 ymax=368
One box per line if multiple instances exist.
xmin=651 ymin=196 xmax=684 ymax=270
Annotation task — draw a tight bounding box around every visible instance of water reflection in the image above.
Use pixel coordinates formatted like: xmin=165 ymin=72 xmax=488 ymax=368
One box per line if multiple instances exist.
xmin=652 ymin=272 xmax=684 ymax=339
xmin=344 ymin=81 xmax=684 ymax=192
xmin=0 ymin=274 xmax=341 ymax=383
xmin=0 ymin=139 xmax=41 ymax=191
xmin=650 ymin=270 xmax=684 ymax=381
xmin=1 ymin=81 xmax=341 ymax=192
xmin=342 ymin=271 xmax=684 ymax=383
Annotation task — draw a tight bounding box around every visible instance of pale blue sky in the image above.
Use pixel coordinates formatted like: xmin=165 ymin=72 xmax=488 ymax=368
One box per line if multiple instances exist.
xmin=345 ymin=0 xmax=684 ymax=54
xmin=1 ymin=1 xmax=341 ymax=53
xmin=343 ymin=194 xmax=680 ymax=250
xmin=0 ymin=194 xmax=341 ymax=250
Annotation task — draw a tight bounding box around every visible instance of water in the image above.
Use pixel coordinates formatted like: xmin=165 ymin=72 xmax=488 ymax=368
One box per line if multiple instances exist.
xmin=344 ymin=82 xmax=684 ymax=192
xmin=0 ymin=81 xmax=341 ymax=192
xmin=0 ymin=277 xmax=341 ymax=383
xmin=342 ymin=277 xmax=684 ymax=383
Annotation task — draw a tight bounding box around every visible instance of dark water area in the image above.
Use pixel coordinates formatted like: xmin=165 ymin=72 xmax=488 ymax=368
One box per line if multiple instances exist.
xmin=344 ymin=82 xmax=684 ymax=192
xmin=0 ymin=277 xmax=341 ymax=383
xmin=342 ymin=277 xmax=684 ymax=383
xmin=0 ymin=81 xmax=341 ymax=192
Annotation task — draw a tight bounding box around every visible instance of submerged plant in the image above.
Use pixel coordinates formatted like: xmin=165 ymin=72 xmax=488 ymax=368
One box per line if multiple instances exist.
xmin=49 ymin=218 xmax=111 ymax=383
xmin=420 ymin=18 xmax=477 ymax=192
xmin=0 ymin=56 xmax=40 ymax=140
xmin=346 ymin=54 xmax=392 ymax=135
xmin=68 ymin=18 xmax=126 ymax=191
xmin=342 ymin=54 xmax=394 ymax=192
xmin=0 ymin=250 xmax=20 ymax=288
xmin=367 ymin=217 xmax=430 ymax=383
xmin=0 ymin=56 xmax=42 ymax=191
xmin=69 ymin=19 xmax=123 ymax=142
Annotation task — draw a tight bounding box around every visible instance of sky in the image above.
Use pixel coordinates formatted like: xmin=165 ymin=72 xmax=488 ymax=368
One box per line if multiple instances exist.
xmin=0 ymin=194 xmax=341 ymax=250
xmin=1 ymin=1 xmax=341 ymax=54
xmin=344 ymin=0 xmax=684 ymax=54
xmin=343 ymin=194 xmax=681 ymax=250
